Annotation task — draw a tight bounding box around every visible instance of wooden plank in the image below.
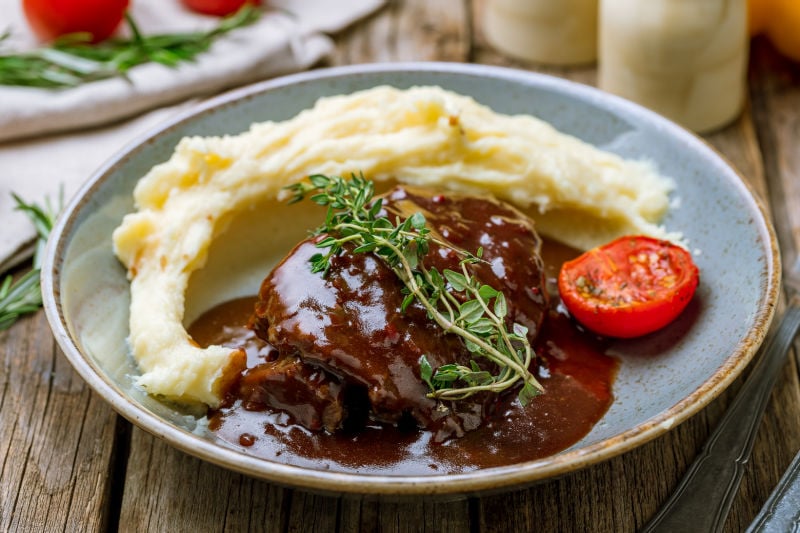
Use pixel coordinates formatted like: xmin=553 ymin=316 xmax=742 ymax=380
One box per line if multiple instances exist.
xmin=285 ymin=491 xmax=340 ymax=532
xmin=474 ymin=419 xmax=726 ymax=533
xmin=118 ymin=428 xmax=289 ymax=532
xmin=117 ymin=430 xmax=473 ymax=533
xmin=329 ymin=0 xmax=470 ymax=64
xmin=422 ymin=498 xmax=473 ymax=532
xmin=0 ymin=310 xmax=117 ymax=532
xmin=336 ymin=497 xmax=363 ymax=533
xmin=328 ymin=495 xmax=472 ymax=533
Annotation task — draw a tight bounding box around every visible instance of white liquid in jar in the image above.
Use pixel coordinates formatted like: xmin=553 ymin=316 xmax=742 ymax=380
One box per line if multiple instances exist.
xmin=598 ymin=0 xmax=747 ymax=132
xmin=484 ymin=0 xmax=598 ymax=65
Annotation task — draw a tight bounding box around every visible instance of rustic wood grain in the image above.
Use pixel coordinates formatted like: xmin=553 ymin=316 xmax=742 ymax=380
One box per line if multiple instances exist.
xmin=0 ymin=309 xmax=118 ymax=532
xmin=328 ymin=0 xmax=470 ymax=65
xmin=117 ymin=428 xmax=289 ymax=532
xmin=116 ymin=428 xmax=473 ymax=533
xmin=3 ymin=2 xmax=800 ymax=532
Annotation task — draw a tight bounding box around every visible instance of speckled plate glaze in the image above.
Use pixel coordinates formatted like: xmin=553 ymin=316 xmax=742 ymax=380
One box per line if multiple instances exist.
xmin=41 ymin=63 xmax=780 ymax=496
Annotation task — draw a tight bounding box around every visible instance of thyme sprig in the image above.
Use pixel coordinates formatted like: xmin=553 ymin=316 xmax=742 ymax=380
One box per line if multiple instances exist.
xmin=0 ymin=192 xmax=61 ymax=331
xmin=285 ymin=174 xmax=544 ymax=406
xmin=0 ymin=5 xmax=260 ymax=88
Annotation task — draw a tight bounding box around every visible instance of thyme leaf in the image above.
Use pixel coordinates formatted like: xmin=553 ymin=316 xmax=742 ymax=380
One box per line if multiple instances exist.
xmin=0 ymin=5 xmax=259 ymax=88
xmin=0 ymin=192 xmax=61 ymax=331
xmin=285 ymin=174 xmax=544 ymax=405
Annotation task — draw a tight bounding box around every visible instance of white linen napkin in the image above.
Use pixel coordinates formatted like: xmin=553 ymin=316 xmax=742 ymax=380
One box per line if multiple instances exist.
xmin=0 ymin=0 xmax=384 ymax=273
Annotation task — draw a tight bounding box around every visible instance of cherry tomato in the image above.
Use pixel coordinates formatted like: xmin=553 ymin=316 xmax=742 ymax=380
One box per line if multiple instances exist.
xmin=181 ymin=0 xmax=261 ymax=17
xmin=557 ymin=236 xmax=699 ymax=338
xmin=22 ymin=0 xmax=129 ymax=43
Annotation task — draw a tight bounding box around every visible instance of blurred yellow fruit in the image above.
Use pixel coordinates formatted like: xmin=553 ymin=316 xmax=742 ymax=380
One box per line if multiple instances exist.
xmin=766 ymin=0 xmax=800 ymax=61
xmin=748 ymin=0 xmax=771 ymax=36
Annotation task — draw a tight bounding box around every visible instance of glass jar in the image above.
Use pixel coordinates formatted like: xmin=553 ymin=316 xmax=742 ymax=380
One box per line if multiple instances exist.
xmin=484 ymin=0 xmax=598 ymax=65
xmin=598 ymin=0 xmax=748 ymax=133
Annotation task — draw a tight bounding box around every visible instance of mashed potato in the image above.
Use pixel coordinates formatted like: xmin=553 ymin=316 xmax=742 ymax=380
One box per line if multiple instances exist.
xmin=113 ymin=85 xmax=676 ymax=407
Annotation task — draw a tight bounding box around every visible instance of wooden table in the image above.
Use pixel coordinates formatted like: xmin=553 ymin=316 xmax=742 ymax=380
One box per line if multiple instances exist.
xmin=3 ymin=1 xmax=800 ymax=531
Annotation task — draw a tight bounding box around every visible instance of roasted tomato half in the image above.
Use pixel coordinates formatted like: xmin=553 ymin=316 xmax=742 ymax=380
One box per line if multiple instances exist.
xmin=558 ymin=236 xmax=699 ymax=338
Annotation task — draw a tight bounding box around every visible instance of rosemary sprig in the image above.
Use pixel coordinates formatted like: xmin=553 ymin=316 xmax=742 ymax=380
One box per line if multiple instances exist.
xmin=0 ymin=192 xmax=61 ymax=331
xmin=0 ymin=5 xmax=260 ymax=88
xmin=285 ymin=174 xmax=544 ymax=406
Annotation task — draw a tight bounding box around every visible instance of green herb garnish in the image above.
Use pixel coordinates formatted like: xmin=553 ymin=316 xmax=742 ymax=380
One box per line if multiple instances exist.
xmin=285 ymin=174 xmax=544 ymax=406
xmin=0 ymin=192 xmax=60 ymax=330
xmin=0 ymin=5 xmax=259 ymax=88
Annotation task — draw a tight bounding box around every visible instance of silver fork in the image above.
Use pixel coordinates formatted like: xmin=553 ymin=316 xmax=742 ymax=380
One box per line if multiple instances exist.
xmin=747 ymin=445 xmax=800 ymax=531
xmin=642 ymin=257 xmax=800 ymax=532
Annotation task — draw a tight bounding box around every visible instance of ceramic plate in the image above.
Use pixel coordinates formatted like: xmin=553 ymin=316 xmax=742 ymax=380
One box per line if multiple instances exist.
xmin=42 ymin=63 xmax=780 ymax=496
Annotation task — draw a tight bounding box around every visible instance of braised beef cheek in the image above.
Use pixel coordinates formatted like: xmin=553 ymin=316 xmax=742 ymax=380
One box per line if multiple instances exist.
xmin=249 ymin=186 xmax=548 ymax=442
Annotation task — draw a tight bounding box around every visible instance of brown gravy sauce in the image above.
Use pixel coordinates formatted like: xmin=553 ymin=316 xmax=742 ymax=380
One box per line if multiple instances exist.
xmin=189 ymin=239 xmax=618 ymax=475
